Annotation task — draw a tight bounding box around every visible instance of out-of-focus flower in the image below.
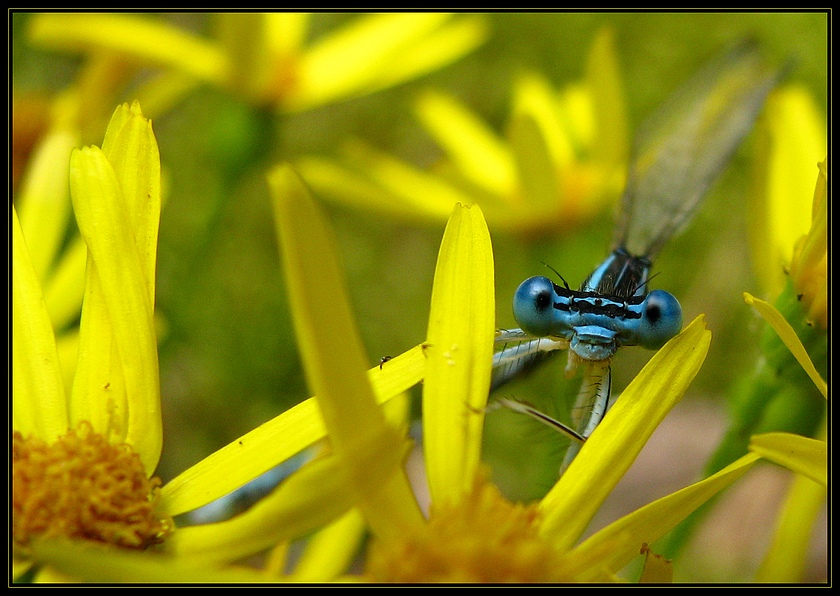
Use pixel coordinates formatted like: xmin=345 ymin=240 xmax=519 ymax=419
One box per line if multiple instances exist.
xmin=788 ymin=158 xmax=827 ymax=329
xmin=295 ymin=27 xmax=628 ymax=236
xmin=749 ymin=86 xmax=826 ymax=299
xmin=28 ymin=13 xmax=487 ymax=114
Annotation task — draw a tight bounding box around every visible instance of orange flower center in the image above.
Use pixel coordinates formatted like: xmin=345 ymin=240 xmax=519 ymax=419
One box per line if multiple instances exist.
xmin=13 ymin=422 xmax=172 ymax=552
xmin=364 ymin=477 xmax=567 ymax=583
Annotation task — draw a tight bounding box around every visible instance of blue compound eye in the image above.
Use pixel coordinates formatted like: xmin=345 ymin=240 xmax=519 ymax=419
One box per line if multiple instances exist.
xmin=513 ymin=276 xmax=556 ymax=337
xmin=636 ymin=289 xmax=683 ymax=350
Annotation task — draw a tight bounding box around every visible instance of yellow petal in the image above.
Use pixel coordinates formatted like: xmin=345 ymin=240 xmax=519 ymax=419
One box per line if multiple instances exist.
xmin=269 ymin=164 xmax=423 ymax=539
xmin=293 ymin=14 xmax=469 ymax=111
xmin=299 ymin=141 xmax=470 ymax=222
xmin=749 ymin=432 xmax=826 ymax=487
xmin=568 ymin=453 xmax=760 ymax=575
xmin=41 ymin=238 xmax=86 ymax=334
xmin=756 ymin=422 xmax=826 ymax=583
xmin=422 ymin=203 xmax=495 ymax=506
xmin=365 ymin=15 xmax=487 ymax=97
xmin=160 ymin=344 xmax=426 ymax=517
xmin=415 ymin=89 xmax=515 ymax=195
xmin=743 ymin=292 xmax=827 ymax=398
xmin=508 ymin=109 xmax=559 ymax=210
xmin=290 ymin=509 xmax=366 ymax=582
xmin=261 ymin=12 xmax=309 ymax=57
xmin=512 ymin=71 xmax=575 ymax=169
xmin=750 ymin=86 xmax=826 ymax=295
xmin=69 ymin=145 xmax=161 ymax=472
xmin=586 ymin=26 xmax=628 ymax=173
xmin=30 ymin=538 xmax=276 ymax=583
xmin=12 ymin=206 xmax=68 ymax=440
xmin=539 ymin=315 xmax=711 ymax=549
xmin=28 ymin=13 xmax=227 ymax=85
xmin=169 ymin=427 xmax=409 ymax=566
xmin=100 ymin=102 xmax=162 ymax=305
xmin=14 ymin=129 xmax=77 ymax=281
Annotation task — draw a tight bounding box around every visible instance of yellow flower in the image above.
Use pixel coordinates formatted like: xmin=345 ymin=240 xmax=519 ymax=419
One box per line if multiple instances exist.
xmin=44 ymin=163 xmax=777 ymax=583
xmin=13 ymin=101 xmax=167 ymax=576
xmin=28 ymin=13 xmax=487 ymax=114
xmin=266 ymin=166 xmax=762 ymax=582
xmin=13 ymin=105 xmax=422 ymax=583
xmin=294 ymin=26 xmax=628 ymax=235
xmin=749 ymin=86 xmax=826 ymax=301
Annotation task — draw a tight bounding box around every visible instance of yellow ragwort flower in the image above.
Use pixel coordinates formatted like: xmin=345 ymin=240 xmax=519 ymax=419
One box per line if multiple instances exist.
xmin=13 ymin=101 xmax=168 ymax=576
xmin=294 ymin=26 xmax=628 ymax=236
xmin=265 ymin=166 xmax=765 ymax=582
xmin=28 ymin=12 xmax=487 ymax=114
xmin=13 ymin=105 xmax=424 ymax=583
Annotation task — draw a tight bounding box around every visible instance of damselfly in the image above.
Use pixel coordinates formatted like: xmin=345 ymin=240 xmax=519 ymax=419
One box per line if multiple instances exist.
xmin=492 ymin=41 xmax=784 ymax=468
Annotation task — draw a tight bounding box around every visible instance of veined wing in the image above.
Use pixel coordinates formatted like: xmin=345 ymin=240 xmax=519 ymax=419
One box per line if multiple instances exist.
xmin=491 ymin=330 xmax=567 ymax=392
xmin=613 ymin=40 xmax=784 ymax=260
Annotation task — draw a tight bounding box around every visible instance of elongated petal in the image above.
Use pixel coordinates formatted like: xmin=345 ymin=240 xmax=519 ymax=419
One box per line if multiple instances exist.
xmin=69 ymin=146 xmax=161 ymax=473
xmin=508 ymin=110 xmax=559 ymax=210
xmin=269 ymin=164 xmax=423 ymax=539
xmin=364 ymin=16 xmax=487 ymax=96
xmin=539 ymin=315 xmax=711 ymax=549
xmin=512 ymin=72 xmax=575 ymax=170
xmin=41 ymin=238 xmax=87 ymax=335
xmin=749 ymin=432 xmax=826 ymax=487
xmin=586 ymin=26 xmax=628 ymax=173
xmin=743 ymin=292 xmax=827 ymax=398
xmin=415 ymin=90 xmax=515 ymax=194
xmin=12 ymin=207 xmax=68 ymax=440
xmin=170 ymin=427 xmax=409 ymax=566
xmin=30 ymin=539 xmax=276 ymax=583
xmin=423 ymin=203 xmax=495 ymax=506
xmin=750 ymin=86 xmax=826 ymax=295
xmin=297 ymin=151 xmax=466 ymax=222
xmin=290 ymin=14 xmax=482 ymax=111
xmin=261 ymin=12 xmax=309 ymax=57
xmin=160 ymin=345 xmax=425 ymax=517
xmin=757 ymin=441 xmax=827 ymax=582
xmin=28 ymin=13 xmax=227 ymax=84
xmin=101 ymin=102 xmax=162 ymax=306
xmin=568 ymin=453 xmax=760 ymax=575
xmin=290 ymin=509 xmax=366 ymax=582
xmin=14 ymin=129 xmax=77 ymax=281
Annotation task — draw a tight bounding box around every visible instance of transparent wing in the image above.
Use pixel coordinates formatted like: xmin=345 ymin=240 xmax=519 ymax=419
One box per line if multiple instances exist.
xmin=491 ymin=330 xmax=567 ymax=392
xmin=613 ymin=40 xmax=785 ymax=259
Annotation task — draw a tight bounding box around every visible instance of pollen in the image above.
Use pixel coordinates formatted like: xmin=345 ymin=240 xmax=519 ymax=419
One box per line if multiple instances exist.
xmin=364 ymin=476 xmax=566 ymax=583
xmin=12 ymin=422 xmax=173 ymax=551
